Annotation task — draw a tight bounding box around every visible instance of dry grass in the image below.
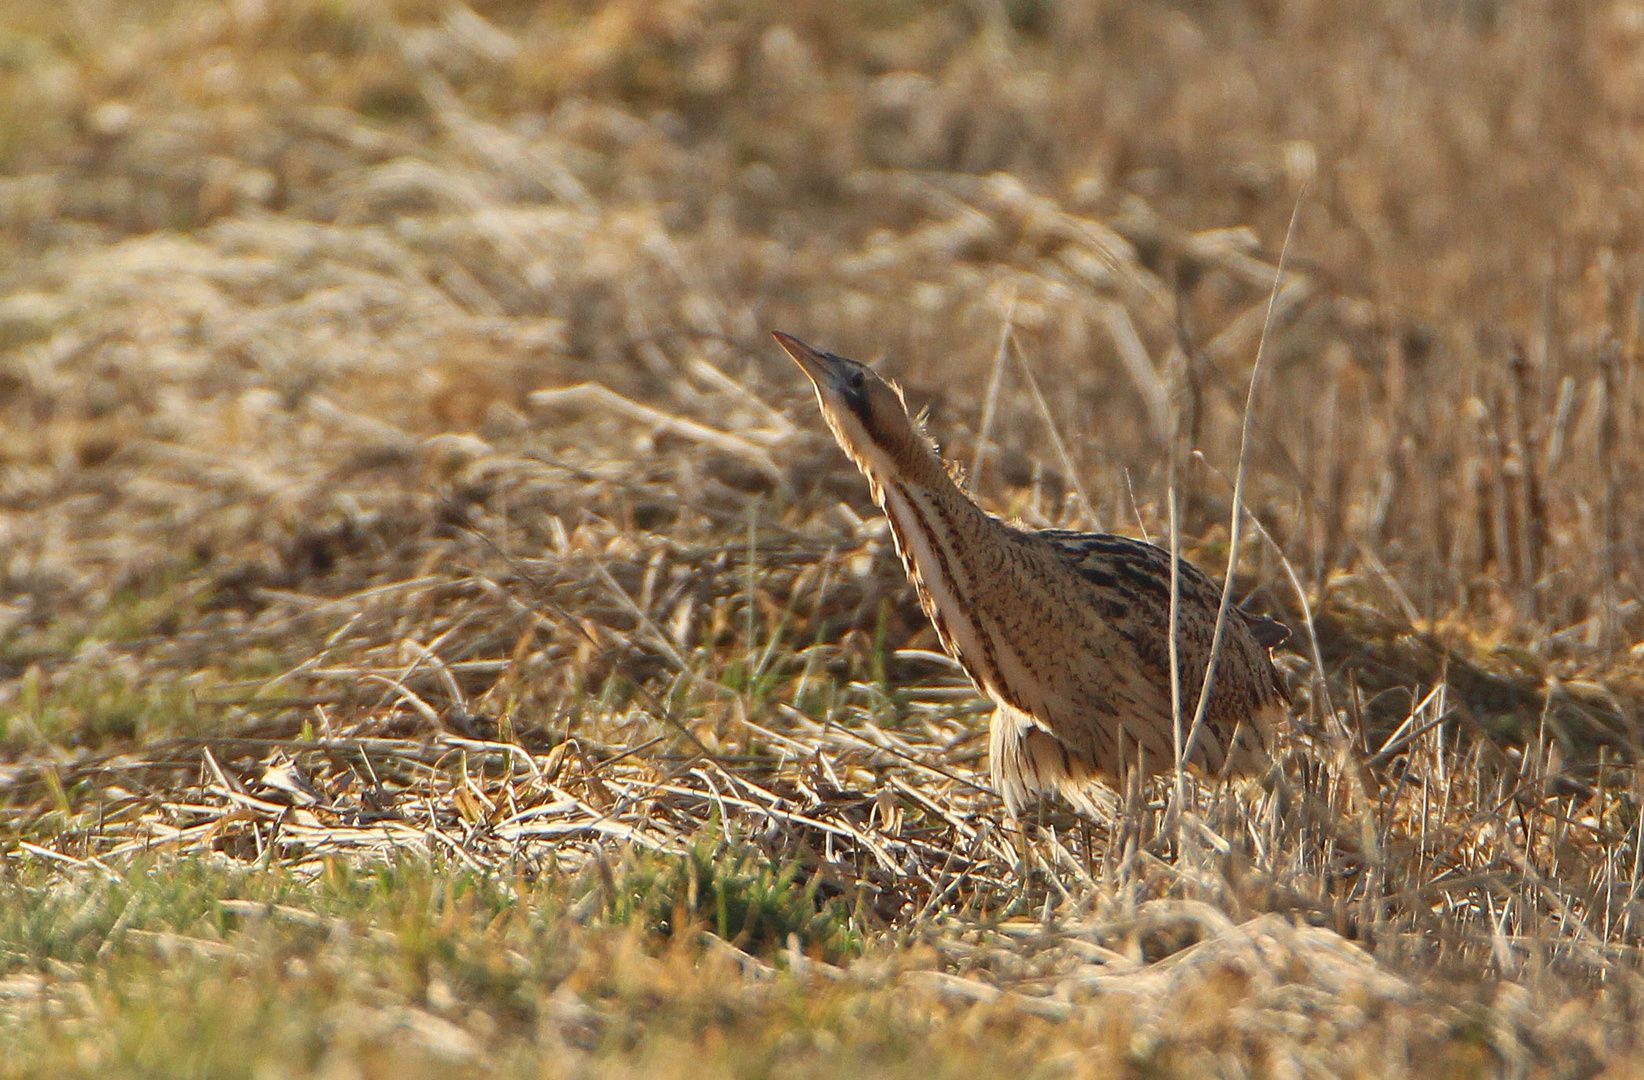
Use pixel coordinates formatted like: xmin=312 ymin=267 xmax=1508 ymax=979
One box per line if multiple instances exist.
xmin=5 ymin=0 xmax=1644 ymax=1075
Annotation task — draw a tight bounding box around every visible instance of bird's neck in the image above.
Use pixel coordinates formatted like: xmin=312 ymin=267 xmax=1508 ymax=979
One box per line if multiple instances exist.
xmin=865 ymin=441 xmax=1004 ymax=578
xmin=865 ymin=440 xmax=1018 ymax=705
xmin=855 ymin=434 xmax=972 ymax=523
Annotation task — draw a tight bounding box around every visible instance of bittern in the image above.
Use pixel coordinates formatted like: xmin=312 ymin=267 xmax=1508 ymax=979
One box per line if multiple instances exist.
xmin=774 ymin=331 xmax=1289 ymax=817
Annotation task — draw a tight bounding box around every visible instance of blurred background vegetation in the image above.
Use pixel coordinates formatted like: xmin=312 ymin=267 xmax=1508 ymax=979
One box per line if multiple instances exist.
xmin=4 ymin=0 xmax=1643 ymax=630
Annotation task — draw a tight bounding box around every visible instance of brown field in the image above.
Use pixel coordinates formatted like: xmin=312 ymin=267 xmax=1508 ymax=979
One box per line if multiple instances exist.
xmin=4 ymin=1 xmax=1644 ymax=1076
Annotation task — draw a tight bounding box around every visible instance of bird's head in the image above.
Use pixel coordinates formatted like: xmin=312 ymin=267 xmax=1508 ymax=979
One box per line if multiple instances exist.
xmin=773 ymin=331 xmax=943 ymax=491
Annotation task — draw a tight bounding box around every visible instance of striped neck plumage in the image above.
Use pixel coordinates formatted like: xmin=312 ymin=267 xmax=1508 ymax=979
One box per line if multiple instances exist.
xmin=772 ymin=330 xmax=1002 ymax=697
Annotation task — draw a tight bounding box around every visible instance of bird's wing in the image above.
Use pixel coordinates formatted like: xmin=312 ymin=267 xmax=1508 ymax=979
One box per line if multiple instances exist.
xmin=1035 ymin=529 xmax=1289 ymax=649
xmin=1021 ymin=528 xmax=1289 ymax=775
xmin=1033 ymin=530 xmax=1222 ymax=608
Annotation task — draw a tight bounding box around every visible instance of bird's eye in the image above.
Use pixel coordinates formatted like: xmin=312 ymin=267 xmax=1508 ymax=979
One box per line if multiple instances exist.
xmin=848 ymin=369 xmax=866 ymax=390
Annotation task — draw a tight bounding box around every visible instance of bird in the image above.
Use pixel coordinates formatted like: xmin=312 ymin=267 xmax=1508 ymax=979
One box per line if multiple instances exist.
xmin=773 ymin=331 xmax=1289 ymax=818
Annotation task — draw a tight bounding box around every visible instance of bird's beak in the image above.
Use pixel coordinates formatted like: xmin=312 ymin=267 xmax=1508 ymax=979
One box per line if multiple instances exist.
xmin=772 ymin=331 xmax=843 ymax=390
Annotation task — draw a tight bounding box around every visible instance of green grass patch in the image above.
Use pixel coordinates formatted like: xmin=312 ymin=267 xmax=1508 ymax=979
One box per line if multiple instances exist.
xmin=3 ymin=663 xmax=203 ymax=750
xmin=0 ymin=854 xmax=1024 ymax=1080
xmin=597 ymin=839 xmax=863 ymax=964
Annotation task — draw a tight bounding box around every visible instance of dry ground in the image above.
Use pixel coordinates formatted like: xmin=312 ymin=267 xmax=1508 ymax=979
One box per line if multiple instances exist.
xmin=5 ymin=1 xmax=1644 ymax=1076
